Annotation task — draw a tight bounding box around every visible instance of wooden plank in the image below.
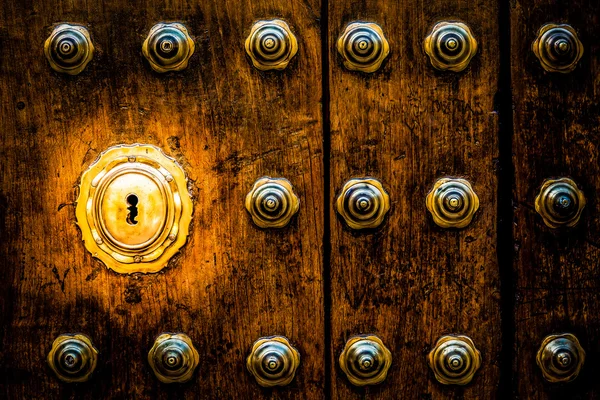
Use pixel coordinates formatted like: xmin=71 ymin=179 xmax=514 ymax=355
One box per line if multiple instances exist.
xmin=0 ymin=0 xmax=324 ymax=398
xmin=328 ymin=1 xmax=502 ymax=398
xmin=511 ymin=0 xmax=600 ymax=397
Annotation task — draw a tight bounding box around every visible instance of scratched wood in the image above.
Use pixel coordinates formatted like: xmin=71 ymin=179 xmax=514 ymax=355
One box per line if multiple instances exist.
xmin=0 ymin=0 xmax=323 ymax=398
xmin=328 ymin=1 xmax=502 ymax=398
xmin=511 ymin=1 xmax=600 ymax=398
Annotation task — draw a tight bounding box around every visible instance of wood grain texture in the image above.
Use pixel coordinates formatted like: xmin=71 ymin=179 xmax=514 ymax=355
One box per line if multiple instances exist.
xmin=0 ymin=0 xmax=324 ymax=398
xmin=511 ymin=1 xmax=600 ymax=398
xmin=328 ymin=1 xmax=502 ymax=398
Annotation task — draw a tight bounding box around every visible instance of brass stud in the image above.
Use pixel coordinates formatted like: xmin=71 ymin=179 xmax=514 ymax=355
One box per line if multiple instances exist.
xmin=533 ymin=24 xmax=583 ymax=73
xmin=148 ymin=333 xmax=199 ymax=384
xmin=44 ymin=24 xmax=94 ymax=75
xmin=142 ymin=23 xmax=195 ymax=73
xmin=245 ymin=20 xmax=298 ymax=71
xmin=245 ymin=177 xmax=300 ymax=228
xmin=47 ymin=333 xmax=98 ymax=383
xmin=535 ymin=177 xmax=586 ymax=228
xmin=337 ymin=22 xmax=390 ymax=73
xmin=536 ymin=333 xmax=585 ymax=383
xmin=336 ymin=178 xmax=390 ymax=230
xmin=424 ymin=21 xmax=478 ymax=72
xmin=339 ymin=335 xmax=392 ymax=386
xmin=428 ymin=335 xmax=481 ymax=386
xmin=246 ymin=336 xmax=300 ymax=387
xmin=426 ymin=178 xmax=479 ymax=229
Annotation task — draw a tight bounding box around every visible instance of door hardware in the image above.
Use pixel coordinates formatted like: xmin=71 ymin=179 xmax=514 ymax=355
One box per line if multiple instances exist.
xmin=535 ymin=177 xmax=586 ymax=228
xmin=245 ymin=177 xmax=300 ymax=228
xmin=428 ymin=335 xmax=481 ymax=385
xmin=536 ymin=333 xmax=585 ymax=383
xmin=336 ymin=178 xmax=390 ymax=230
xmin=148 ymin=333 xmax=199 ymax=383
xmin=339 ymin=335 xmax=392 ymax=386
xmin=426 ymin=178 xmax=479 ymax=229
xmin=142 ymin=23 xmax=195 ymax=73
xmin=245 ymin=20 xmax=298 ymax=71
xmin=47 ymin=333 xmax=98 ymax=383
xmin=424 ymin=21 xmax=478 ymax=72
xmin=533 ymin=24 xmax=583 ymax=73
xmin=337 ymin=22 xmax=389 ymax=73
xmin=246 ymin=336 xmax=300 ymax=387
xmin=44 ymin=24 xmax=94 ymax=75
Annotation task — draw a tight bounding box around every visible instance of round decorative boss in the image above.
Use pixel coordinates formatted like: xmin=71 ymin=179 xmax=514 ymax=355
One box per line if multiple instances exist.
xmin=532 ymin=24 xmax=583 ymax=73
xmin=246 ymin=336 xmax=300 ymax=387
xmin=426 ymin=178 xmax=479 ymax=229
xmin=336 ymin=178 xmax=390 ymax=230
xmin=245 ymin=177 xmax=300 ymax=228
xmin=75 ymin=144 xmax=193 ymax=274
xmin=245 ymin=19 xmax=298 ymax=71
xmin=148 ymin=333 xmax=199 ymax=384
xmin=424 ymin=21 xmax=478 ymax=72
xmin=534 ymin=177 xmax=586 ymax=228
xmin=536 ymin=333 xmax=585 ymax=383
xmin=142 ymin=23 xmax=195 ymax=73
xmin=47 ymin=333 xmax=98 ymax=383
xmin=339 ymin=335 xmax=392 ymax=386
xmin=428 ymin=335 xmax=481 ymax=386
xmin=337 ymin=22 xmax=390 ymax=73
xmin=44 ymin=24 xmax=94 ymax=75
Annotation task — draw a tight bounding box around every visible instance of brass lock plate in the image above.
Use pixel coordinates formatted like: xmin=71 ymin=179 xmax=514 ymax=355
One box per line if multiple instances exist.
xmin=76 ymin=144 xmax=193 ymax=274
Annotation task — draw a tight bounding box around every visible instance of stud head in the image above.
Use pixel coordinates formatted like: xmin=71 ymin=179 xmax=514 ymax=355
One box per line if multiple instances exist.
xmin=337 ymin=22 xmax=390 ymax=73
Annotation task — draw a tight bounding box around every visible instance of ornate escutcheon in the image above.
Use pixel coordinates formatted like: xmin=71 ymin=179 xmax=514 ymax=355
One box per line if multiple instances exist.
xmin=246 ymin=336 xmax=300 ymax=387
xmin=148 ymin=333 xmax=199 ymax=383
xmin=44 ymin=24 xmax=94 ymax=75
xmin=423 ymin=21 xmax=478 ymax=72
xmin=47 ymin=333 xmax=98 ymax=383
xmin=428 ymin=335 xmax=481 ymax=386
xmin=337 ymin=22 xmax=390 ymax=73
xmin=245 ymin=20 xmax=298 ymax=71
xmin=536 ymin=333 xmax=585 ymax=383
xmin=339 ymin=335 xmax=392 ymax=386
xmin=75 ymin=144 xmax=193 ymax=274
xmin=426 ymin=178 xmax=479 ymax=229
xmin=245 ymin=177 xmax=300 ymax=228
xmin=142 ymin=23 xmax=195 ymax=73
xmin=532 ymin=24 xmax=584 ymax=73
xmin=535 ymin=177 xmax=586 ymax=228
xmin=336 ymin=178 xmax=390 ymax=230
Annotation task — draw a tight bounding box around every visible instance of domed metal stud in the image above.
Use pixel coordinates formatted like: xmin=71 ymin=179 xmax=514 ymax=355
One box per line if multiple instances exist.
xmin=335 ymin=178 xmax=390 ymax=230
xmin=426 ymin=178 xmax=479 ymax=229
xmin=535 ymin=177 xmax=586 ymax=228
xmin=245 ymin=177 xmax=300 ymax=228
xmin=424 ymin=21 xmax=478 ymax=72
xmin=148 ymin=333 xmax=199 ymax=384
xmin=142 ymin=23 xmax=195 ymax=73
xmin=245 ymin=19 xmax=298 ymax=71
xmin=536 ymin=333 xmax=585 ymax=383
xmin=428 ymin=335 xmax=481 ymax=386
xmin=533 ymin=24 xmax=583 ymax=73
xmin=246 ymin=336 xmax=300 ymax=387
xmin=47 ymin=333 xmax=98 ymax=383
xmin=339 ymin=335 xmax=392 ymax=386
xmin=337 ymin=22 xmax=390 ymax=73
xmin=44 ymin=24 xmax=94 ymax=75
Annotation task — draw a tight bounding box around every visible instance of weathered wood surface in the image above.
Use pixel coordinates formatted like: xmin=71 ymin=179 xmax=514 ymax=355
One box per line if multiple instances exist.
xmin=0 ymin=0 xmax=324 ymax=398
xmin=328 ymin=1 xmax=502 ymax=398
xmin=511 ymin=1 xmax=600 ymax=398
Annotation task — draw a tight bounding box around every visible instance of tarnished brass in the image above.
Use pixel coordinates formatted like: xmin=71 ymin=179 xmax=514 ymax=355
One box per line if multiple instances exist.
xmin=426 ymin=178 xmax=479 ymax=229
xmin=142 ymin=23 xmax=195 ymax=73
xmin=246 ymin=336 xmax=300 ymax=387
xmin=44 ymin=24 xmax=94 ymax=75
xmin=337 ymin=22 xmax=390 ymax=73
xmin=245 ymin=20 xmax=298 ymax=71
xmin=536 ymin=333 xmax=585 ymax=383
xmin=75 ymin=144 xmax=193 ymax=274
xmin=424 ymin=21 xmax=477 ymax=72
xmin=148 ymin=333 xmax=199 ymax=383
xmin=533 ymin=24 xmax=583 ymax=73
xmin=339 ymin=335 xmax=392 ymax=387
xmin=535 ymin=177 xmax=586 ymax=228
xmin=47 ymin=333 xmax=98 ymax=383
xmin=245 ymin=177 xmax=300 ymax=228
xmin=336 ymin=178 xmax=390 ymax=230
xmin=428 ymin=335 xmax=481 ymax=386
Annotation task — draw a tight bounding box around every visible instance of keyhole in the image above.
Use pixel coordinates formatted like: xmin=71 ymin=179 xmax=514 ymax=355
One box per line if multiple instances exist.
xmin=126 ymin=194 xmax=139 ymax=225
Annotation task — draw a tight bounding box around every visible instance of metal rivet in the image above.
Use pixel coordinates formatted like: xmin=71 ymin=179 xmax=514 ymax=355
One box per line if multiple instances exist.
xmin=339 ymin=335 xmax=392 ymax=386
xmin=535 ymin=177 xmax=586 ymax=228
xmin=428 ymin=335 xmax=481 ymax=385
xmin=536 ymin=333 xmax=585 ymax=383
xmin=142 ymin=23 xmax=195 ymax=73
xmin=246 ymin=336 xmax=300 ymax=387
xmin=47 ymin=333 xmax=98 ymax=383
xmin=44 ymin=24 xmax=94 ymax=75
xmin=148 ymin=333 xmax=199 ymax=383
xmin=424 ymin=21 xmax=478 ymax=72
xmin=337 ymin=22 xmax=390 ymax=73
xmin=245 ymin=177 xmax=300 ymax=228
xmin=426 ymin=178 xmax=479 ymax=229
xmin=533 ymin=24 xmax=583 ymax=73
xmin=245 ymin=20 xmax=298 ymax=71
xmin=336 ymin=178 xmax=390 ymax=230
